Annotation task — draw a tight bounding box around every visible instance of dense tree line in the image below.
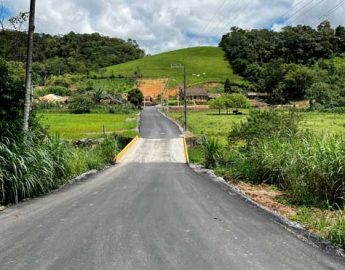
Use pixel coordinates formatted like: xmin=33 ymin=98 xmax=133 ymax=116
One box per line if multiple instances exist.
xmin=219 ymin=21 xmax=345 ymax=105
xmin=0 ymin=30 xmax=145 ymax=83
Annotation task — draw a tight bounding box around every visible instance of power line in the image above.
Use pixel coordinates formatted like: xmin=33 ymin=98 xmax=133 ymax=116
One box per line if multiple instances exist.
xmin=311 ymin=0 xmax=345 ymax=27
xmin=285 ymin=0 xmax=327 ymax=26
xmin=283 ymin=0 xmax=315 ymax=22
xmin=279 ymin=0 xmax=311 ymax=19
xmin=203 ymin=1 xmax=241 ymax=38
xmin=202 ymin=0 xmax=228 ymax=34
xmin=211 ymin=1 xmax=250 ymax=37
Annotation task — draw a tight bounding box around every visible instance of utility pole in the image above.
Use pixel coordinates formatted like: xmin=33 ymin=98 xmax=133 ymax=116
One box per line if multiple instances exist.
xmin=23 ymin=0 xmax=36 ymax=131
xmin=171 ymin=64 xmax=187 ymax=133
xmin=183 ymin=65 xmax=187 ymax=133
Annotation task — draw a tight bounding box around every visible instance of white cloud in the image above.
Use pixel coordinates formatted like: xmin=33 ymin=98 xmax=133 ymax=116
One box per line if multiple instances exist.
xmin=3 ymin=0 xmax=345 ymax=54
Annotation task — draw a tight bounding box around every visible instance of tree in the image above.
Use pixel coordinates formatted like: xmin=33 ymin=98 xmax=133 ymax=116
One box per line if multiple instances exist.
xmin=226 ymin=93 xmax=250 ymax=113
xmin=209 ymin=97 xmax=224 ymax=115
xmin=8 ymin=12 xmax=29 ymax=32
xmin=0 ymin=58 xmax=25 ymax=121
xmin=306 ymin=82 xmax=341 ymax=108
xmin=127 ymin=88 xmax=143 ymax=108
xmin=283 ymin=64 xmax=315 ymax=100
xmin=224 ymin=78 xmax=231 ymax=93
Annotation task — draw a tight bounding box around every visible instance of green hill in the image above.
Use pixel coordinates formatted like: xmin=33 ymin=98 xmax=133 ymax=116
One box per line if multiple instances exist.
xmin=104 ymin=47 xmax=243 ymax=87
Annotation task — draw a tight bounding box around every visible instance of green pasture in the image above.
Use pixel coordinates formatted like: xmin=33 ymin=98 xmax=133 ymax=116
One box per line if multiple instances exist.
xmin=39 ymin=113 xmax=138 ymax=140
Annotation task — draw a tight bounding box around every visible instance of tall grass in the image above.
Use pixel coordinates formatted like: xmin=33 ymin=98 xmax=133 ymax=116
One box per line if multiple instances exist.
xmin=227 ymin=133 xmax=345 ymax=207
xmin=0 ymin=124 xmax=121 ymax=204
xmin=0 ymin=133 xmax=69 ymax=204
xmin=201 ymin=136 xmax=221 ymax=169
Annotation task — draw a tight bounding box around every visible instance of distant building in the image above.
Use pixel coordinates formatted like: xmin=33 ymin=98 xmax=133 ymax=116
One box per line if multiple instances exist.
xmin=246 ymin=92 xmax=270 ymax=99
xmin=38 ymin=94 xmax=69 ymax=104
xmin=208 ymin=93 xmax=222 ymax=100
xmin=181 ymin=88 xmax=209 ymax=101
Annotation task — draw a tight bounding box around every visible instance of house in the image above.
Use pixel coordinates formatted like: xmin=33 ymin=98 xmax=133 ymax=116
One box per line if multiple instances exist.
xmin=247 ymin=92 xmax=270 ymax=99
xmin=180 ymin=88 xmax=209 ymax=101
xmin=208 ymin=93 xmax=222 ymax=100
xmin=38 ymin=94 xmax=69 ymax=104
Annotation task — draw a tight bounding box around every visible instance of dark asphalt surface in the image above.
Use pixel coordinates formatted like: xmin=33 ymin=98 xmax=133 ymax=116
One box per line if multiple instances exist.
xmin=140 ymin=107 xmax=181 ymax=139
xmin=0 ymin=107 xmax=344 ymax=270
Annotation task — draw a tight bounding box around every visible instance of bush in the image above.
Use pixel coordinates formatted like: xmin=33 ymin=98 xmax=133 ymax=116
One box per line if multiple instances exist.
xmin=229 ymin=109 xmax=301 ymax=144
xmin=108 ymin=104 xmax=136 ymax=114
xmin=69 ymin=95 xmax=94 ymax=114
xmin=201 ymin=136 xmax=222 ymax=169
xmin=127 ymin=88 xmax=143 ymax=108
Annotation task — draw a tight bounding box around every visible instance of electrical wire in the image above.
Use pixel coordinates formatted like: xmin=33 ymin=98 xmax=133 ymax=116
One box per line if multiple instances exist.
xmin=285 ymin=0 xmax=326 ymax=26
xmin=202 ymin=0 xmax=228 ymax=34
xmin=311 ymin=0 xmax=345 ymax=28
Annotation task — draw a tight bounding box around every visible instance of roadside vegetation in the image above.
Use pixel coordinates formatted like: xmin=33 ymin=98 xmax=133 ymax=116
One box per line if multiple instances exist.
xmin=0 ymin=14 xmax=144 ymax=205
xmin=171 ymin=109 xmax=345 ymax=248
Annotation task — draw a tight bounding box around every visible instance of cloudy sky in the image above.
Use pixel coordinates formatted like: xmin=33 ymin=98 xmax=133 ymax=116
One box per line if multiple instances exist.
xmin=2 ymin=0 xmax=345 ymax=54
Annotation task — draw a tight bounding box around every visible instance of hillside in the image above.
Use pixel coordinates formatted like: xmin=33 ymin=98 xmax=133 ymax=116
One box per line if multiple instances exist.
xmin=104 ymin=47 xmax=243 ymax=87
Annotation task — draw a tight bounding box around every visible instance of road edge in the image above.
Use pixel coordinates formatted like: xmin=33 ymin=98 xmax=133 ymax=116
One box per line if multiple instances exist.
xmin=190 ymin=164 xmax=345 ymax=259
xmin=115 ymin=135 xmax=139 ymax=163
xmin=157 ymin=107 xmax=184 ymax=134
xmin=183 ymin=135 xmax=189 ymax=164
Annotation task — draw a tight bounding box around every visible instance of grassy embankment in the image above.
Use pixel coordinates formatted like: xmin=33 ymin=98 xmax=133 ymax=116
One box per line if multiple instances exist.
xmin=169 ymin=109 xmax=345 ymax=248
xmin=104 ymin=47 xmax=243 ymax=87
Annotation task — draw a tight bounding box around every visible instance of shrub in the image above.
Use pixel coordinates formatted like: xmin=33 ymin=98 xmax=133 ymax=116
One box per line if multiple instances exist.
xmin=69 ymin=95 xmax=94 ymax=114
xmin=127 ymin=88 xmax=143 ymax=108
xmin=201 ymin=136 xmax=222 ymax=169
xmin=229 ymin=109 xmax=301 ymax=144
xmin=108 ymin=104 xmax=136 ymax=114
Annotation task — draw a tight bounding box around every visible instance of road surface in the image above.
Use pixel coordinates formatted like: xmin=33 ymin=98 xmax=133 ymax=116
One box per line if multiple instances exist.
xmin=0 ymin=107 xmax=344 ymax=270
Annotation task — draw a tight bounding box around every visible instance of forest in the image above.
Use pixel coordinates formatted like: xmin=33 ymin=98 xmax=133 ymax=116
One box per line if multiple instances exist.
xmin=0 ymin=30 xmax=145 ymax=83
xmin=220 ymin=21 xmax=345 ymax=106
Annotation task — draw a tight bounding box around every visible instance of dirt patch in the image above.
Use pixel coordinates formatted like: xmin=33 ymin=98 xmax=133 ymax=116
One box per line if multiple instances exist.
xmin=233 ymin=181 xmax=297 ymax=217
xmin=138 ymin=79 xmax=170 ymax=99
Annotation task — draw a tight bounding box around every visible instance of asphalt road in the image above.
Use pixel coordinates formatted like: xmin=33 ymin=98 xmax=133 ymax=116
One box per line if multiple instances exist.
xmin=0 ymin=107 xmax=344 ymax=270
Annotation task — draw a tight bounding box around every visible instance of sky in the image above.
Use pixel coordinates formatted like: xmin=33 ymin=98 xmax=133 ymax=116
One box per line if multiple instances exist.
xmin=2 ymin=0 xmax=345 ymax=54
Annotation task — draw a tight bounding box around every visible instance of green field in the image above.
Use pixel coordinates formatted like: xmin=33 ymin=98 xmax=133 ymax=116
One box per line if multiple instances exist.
xmin=170 ymin=110 xmax=345 ymax=144
xmin=104 ymin=47 xmax=243 ymax=87
xmin=39 ymin=113 xmax=138 ymax=140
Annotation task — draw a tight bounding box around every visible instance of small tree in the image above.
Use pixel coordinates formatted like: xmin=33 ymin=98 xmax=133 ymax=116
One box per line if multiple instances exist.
xmin=224 ymin=79 xmax=231 ymax=93
xmin=69 ymin=95 xmax=94 ymax=114
xmin=127 ymin=88 xmax=143 ymax=108
xmin=306 ymin=82 xmax=340 ymax=108
xmin=209 ymin=97 xmax=224 ymax=115
xmin=227 ymin=93 xmax=250 ymax=113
